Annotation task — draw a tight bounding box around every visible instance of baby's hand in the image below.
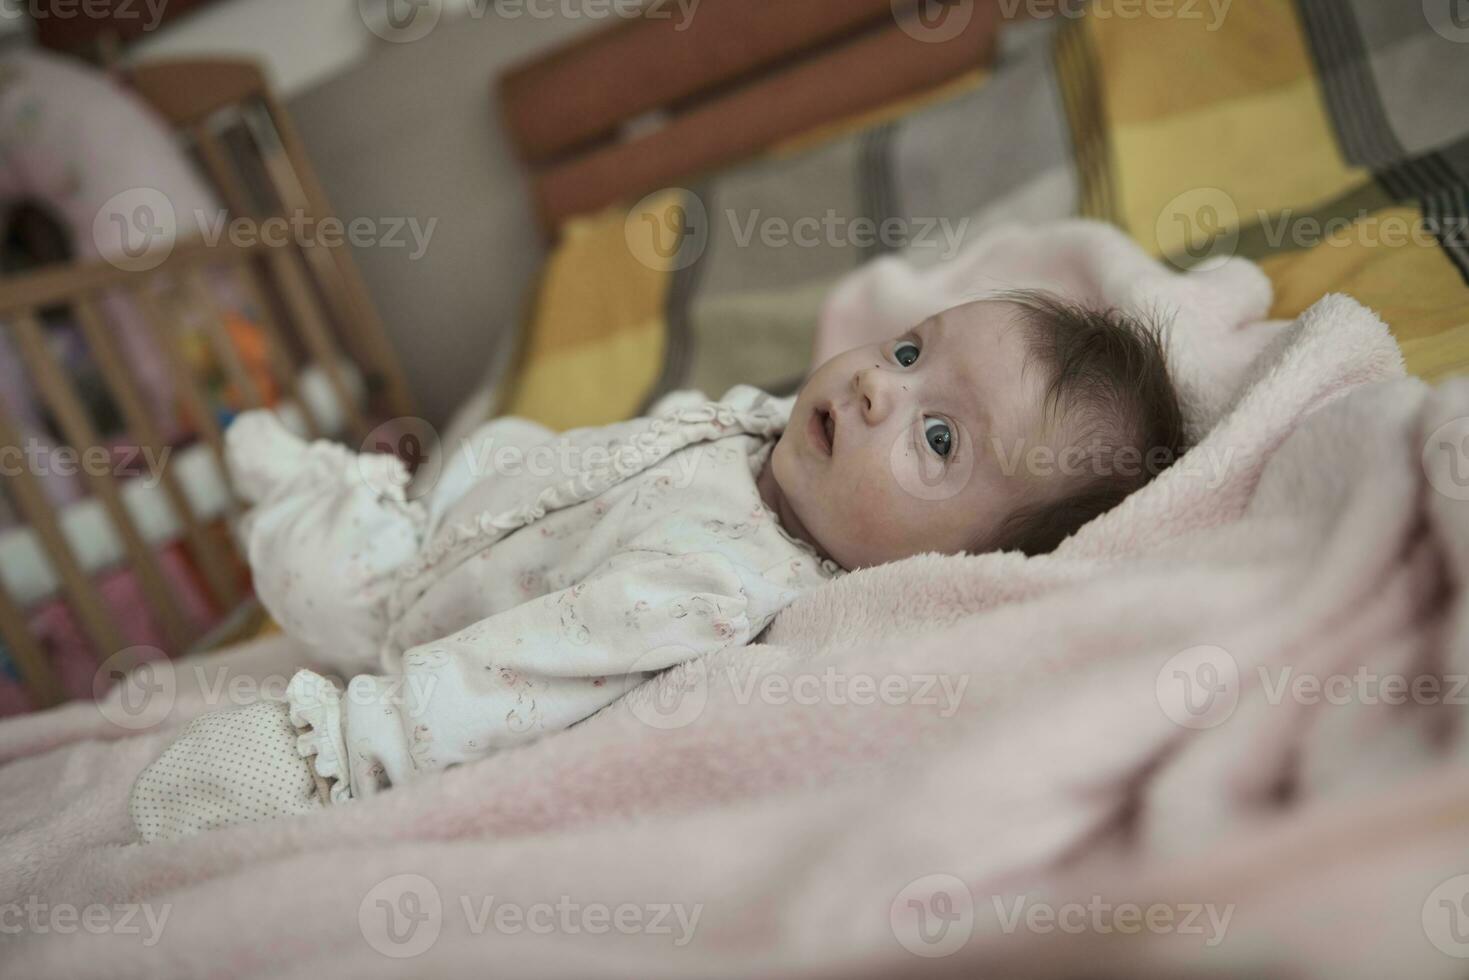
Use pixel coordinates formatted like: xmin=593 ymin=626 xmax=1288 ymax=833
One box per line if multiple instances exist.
xmin=129 ymin=698 xmax=327 ymax=843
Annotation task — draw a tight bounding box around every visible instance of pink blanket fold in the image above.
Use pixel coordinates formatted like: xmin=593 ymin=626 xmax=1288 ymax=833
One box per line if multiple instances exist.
xmin=4 ymin=222 xmax=1467 ymax=979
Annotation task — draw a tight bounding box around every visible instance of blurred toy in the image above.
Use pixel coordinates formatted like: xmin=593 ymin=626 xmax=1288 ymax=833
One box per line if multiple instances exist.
xmin=178 ymin=308 xmax=280 ymax=428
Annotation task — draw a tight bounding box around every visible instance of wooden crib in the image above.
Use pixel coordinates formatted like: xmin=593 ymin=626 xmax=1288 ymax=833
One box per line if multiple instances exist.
xmin=0 ymin=59 xmax=414 ymax=709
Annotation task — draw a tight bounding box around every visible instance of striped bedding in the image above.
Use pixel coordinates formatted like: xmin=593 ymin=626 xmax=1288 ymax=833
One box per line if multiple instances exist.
xmin=495 ymin=0 xmax=1469 ymax=431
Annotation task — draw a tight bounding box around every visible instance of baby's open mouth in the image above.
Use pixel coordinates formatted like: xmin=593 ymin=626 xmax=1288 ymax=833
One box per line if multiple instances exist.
xmin=809 ymin=405 xmax=835 ymax=456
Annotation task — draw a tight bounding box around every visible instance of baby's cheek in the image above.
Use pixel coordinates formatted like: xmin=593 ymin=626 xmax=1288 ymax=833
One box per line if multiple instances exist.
xmin=841 ymin=481 xmax=913 ymax=547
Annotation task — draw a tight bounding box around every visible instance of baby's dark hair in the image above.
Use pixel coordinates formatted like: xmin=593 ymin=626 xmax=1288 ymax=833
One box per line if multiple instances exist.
xmin=977 ymin=290 xmax=1189 ymax=557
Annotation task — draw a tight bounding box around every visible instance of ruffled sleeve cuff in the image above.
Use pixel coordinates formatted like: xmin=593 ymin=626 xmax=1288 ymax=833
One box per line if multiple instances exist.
xmin=286 ymin=669 xmax=355 ymax=805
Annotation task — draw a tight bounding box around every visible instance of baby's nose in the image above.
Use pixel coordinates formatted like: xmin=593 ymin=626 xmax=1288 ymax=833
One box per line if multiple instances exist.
xmin=853 ymin=367 xmax=893 ymax=423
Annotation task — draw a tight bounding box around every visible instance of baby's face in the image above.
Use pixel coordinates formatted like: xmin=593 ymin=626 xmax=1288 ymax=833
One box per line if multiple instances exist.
xmin=770 ymin=301 xmax=1055 ymax=569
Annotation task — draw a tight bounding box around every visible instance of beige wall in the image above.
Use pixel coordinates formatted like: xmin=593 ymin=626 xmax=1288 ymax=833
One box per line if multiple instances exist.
xmin=287 ymin=11 xmax=599 ymax=424
xmin=121 ymin=0 xmax=608 ymax=425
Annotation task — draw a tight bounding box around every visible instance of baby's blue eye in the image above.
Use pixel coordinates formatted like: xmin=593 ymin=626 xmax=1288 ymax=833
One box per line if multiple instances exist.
xmin=924 ymin=417 xmax=953 ymax=458
xmin=894 ymin=340 xmax=921 ymax=367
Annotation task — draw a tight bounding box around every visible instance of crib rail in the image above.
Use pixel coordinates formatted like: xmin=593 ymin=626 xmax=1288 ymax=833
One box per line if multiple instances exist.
xmin=0 ymin=59 xmax=415 ymax=712
xmin=0 ymin=241 xmax=355 ymax=706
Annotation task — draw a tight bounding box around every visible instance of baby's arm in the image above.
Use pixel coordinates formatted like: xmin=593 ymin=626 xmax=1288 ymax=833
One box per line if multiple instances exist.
xmin=293 ymin=549 xmax=763 ymax=801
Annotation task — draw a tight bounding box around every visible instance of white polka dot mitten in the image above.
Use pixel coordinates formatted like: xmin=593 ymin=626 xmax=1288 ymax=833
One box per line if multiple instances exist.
xmin=130 ymin=698 xmax=328 ymax=843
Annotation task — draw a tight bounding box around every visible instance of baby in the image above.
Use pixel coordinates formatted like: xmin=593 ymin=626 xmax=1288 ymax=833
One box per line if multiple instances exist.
xmin=130 ymin=291 xmax=1186 ymax=842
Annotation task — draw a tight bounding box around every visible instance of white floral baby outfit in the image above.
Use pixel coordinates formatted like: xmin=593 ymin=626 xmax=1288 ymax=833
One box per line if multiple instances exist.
xmin=130 ymin=386 xmax=843 ymax=841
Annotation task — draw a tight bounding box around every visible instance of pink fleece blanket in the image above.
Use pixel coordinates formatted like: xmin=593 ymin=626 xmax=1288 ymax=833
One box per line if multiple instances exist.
xmin=4 ymin=222 xmax=1467 ymax=979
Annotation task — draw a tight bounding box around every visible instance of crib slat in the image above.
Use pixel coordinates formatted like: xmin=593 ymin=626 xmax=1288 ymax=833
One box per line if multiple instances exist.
xmin=231 ymin=258 xmax=323 ymax=439
xmin=0 ymin=570 xmax=65 ymax=708
xmin=0 ymin=407 xmax=127 ymax=662
xmin=73 ymin=295 xmax=242 ymax=611
xmin=188 ymin=122 xmax=325 ymax=440
xmin=129 ymin=283 xmax=244 ymax=518
xmin=183 ymin=268 xmax=267 ymax=410
xmin=249 ymin=120 xmax=368 ymax=394
xmin=189 ymin=120 xmax=257 ymax=223
xmin=10 ymin=313 xmax=196 ymax=652
xmin=0 ymin=238 xmax=257 ymax=317
xmin=250 ymin=99 xmax=416 ymax=418
xmin=264 ymin=247 xmax=368 ymax=440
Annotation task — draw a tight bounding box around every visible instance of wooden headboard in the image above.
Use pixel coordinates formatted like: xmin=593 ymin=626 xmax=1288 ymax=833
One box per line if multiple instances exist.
xmin=497 ymin=0 xmax=1002 ymax=237
xmin=30 ymin=0 xmax=226 ymax=55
